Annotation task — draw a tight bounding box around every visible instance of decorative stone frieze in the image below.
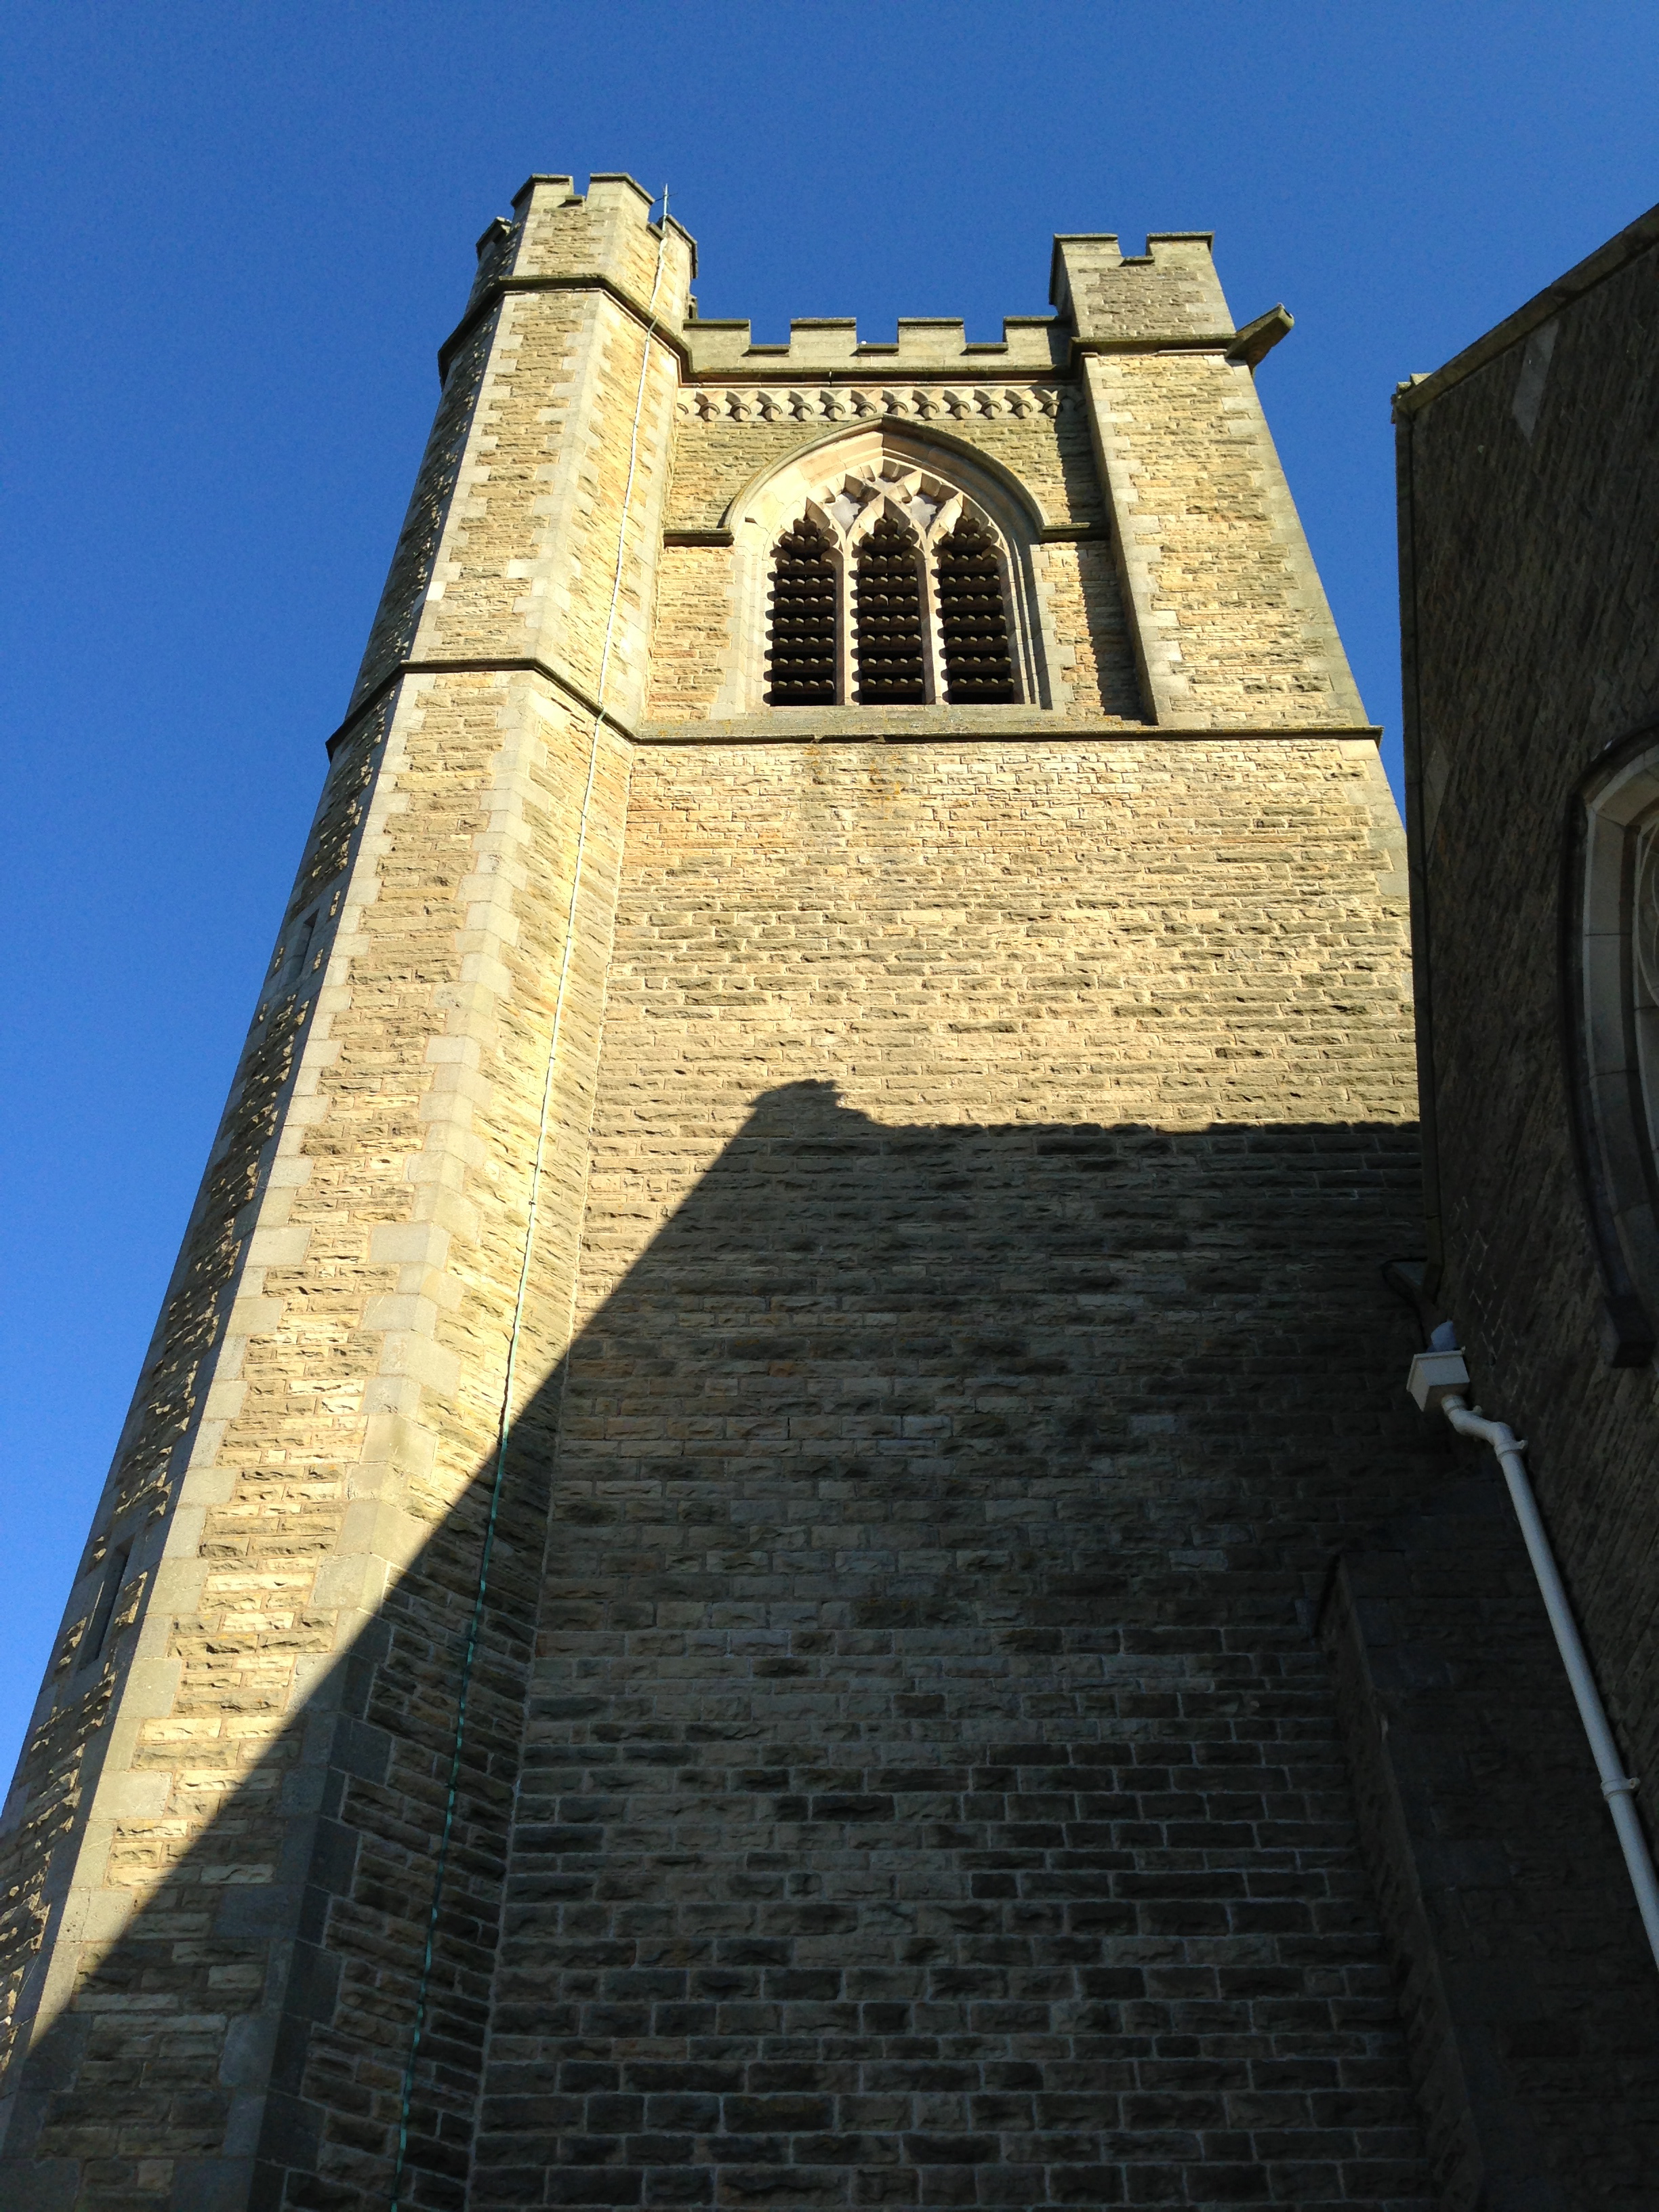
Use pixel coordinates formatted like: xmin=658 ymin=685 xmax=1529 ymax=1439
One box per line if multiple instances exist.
xmin=676 ymin=382 xmax=1071 ymax=424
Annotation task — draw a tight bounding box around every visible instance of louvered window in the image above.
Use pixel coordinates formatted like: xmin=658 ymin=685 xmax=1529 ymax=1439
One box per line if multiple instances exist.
xmin=855 ymin=518 xmax=926 ymax=705
xmin=759 ymin=478 xmax=1029 ymax=712
xmin=766 ymin=520 xmax=838 ymax=705
xmin=936 ymin=520 xmax=1016 ymax=703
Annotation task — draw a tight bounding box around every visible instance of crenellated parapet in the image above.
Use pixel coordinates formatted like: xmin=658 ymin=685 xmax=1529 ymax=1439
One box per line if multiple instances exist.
xmin=681 ymin=233 xmax=1241 ymax=383
xmin=507 ymin=171 xmax=696 ymax=315
xmin=683 ymin=312 xmax=1067 ymax=377
xmin=1050 ymin=230 xmax=1235 ymax=346
xmin=437 ymin=173 xmax=697 ymax=384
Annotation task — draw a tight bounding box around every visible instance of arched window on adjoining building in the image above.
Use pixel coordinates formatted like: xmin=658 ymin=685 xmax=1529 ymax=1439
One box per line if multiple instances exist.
xmin=1568 ymin=724 xmax=1659 ymax=1365
xmin=732 ymin=436 xmax=1052 ymax=716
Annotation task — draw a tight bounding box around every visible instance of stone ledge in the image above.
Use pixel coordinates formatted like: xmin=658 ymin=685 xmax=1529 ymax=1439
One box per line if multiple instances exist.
xmin=437 ymin=272 xmax=691 ymax=385
xmin=636 ymin=707 xmax=1380 ymax=747
xmin=325 ymin=655 xmax=636 ymax=756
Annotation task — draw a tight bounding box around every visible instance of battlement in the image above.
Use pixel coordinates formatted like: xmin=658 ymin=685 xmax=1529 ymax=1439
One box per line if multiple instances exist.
xmin=1050 ymin=231 xmax=1234 ymax=345
xmin=681 ymin=232 xmax=1237 ymax=380
xmin=498 ymin=171 xmax=698 ymax=324
xmin=682 ymin=312 xmax=1067 ymax=378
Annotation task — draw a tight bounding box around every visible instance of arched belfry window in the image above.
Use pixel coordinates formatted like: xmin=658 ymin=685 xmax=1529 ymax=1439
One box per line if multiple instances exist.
xmin=936 ymin=518 xmax=1017 ymax=703
xmin=723 ymin=440 xmax=1052 ymax=716
xmin=766 ymin=520 xmax=838 ymax=706
xmin=855 ymin=518 xmax=926 ymax=704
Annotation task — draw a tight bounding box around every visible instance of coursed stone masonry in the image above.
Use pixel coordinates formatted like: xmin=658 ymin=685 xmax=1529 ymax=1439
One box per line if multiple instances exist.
xmin=3 ymin=180 xmax=1450 ymax=2212
xmin=1387 ymin=202 xmax=1659 ymax=2209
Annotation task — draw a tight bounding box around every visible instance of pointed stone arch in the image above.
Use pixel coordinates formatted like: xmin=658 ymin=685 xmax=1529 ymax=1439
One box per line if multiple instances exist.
xmin=716 ymin=428 xmax=1056 ymax=716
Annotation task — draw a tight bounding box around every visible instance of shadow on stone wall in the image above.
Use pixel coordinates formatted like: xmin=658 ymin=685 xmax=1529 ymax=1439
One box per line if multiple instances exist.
xmin=6 ymin=1086 xmax=1652 ymax=2212
xmin=1323 ymin=1471 xmax=1659 ymax=2211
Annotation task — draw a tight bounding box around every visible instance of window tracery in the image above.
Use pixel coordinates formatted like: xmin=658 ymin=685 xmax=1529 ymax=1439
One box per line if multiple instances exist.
xmin=1568 ymin=731 xmax=1659 ymax=1364
xmin=750 ymin=453 xmax=1036 ymax=711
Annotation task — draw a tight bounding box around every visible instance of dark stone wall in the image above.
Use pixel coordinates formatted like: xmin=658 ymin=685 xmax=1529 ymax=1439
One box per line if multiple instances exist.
xmin=1322 ymin=1473 xmax=1659 ymax=2211
xmin=1395 ymin=205 xmax=1659 ymax=2202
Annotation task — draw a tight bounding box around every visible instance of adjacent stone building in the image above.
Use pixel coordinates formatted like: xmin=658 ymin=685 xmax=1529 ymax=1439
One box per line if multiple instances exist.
xmin=3 ymin=169 xmax=1628 ymax=2211
xmin=1359 ymin=202 xmax=1659 ymax=2208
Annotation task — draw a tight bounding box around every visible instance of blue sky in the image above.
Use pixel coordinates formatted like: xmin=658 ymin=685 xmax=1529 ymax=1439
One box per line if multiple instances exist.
xmin=3 ymin=0 xmax=1656 ymax=1777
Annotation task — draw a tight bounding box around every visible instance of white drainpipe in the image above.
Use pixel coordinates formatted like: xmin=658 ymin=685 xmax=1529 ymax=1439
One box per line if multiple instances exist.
xmin=1406 ymin=1329 xmax=1659 ymax=1968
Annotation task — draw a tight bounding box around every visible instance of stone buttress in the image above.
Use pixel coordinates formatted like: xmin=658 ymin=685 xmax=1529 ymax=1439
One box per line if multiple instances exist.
xmin=0 ymin=174 xmax=692 ymax=2209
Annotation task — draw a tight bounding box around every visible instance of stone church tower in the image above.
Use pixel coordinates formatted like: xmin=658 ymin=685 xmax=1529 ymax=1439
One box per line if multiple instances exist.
xmin=1 ymin=176 xmax=1441 ymax=2209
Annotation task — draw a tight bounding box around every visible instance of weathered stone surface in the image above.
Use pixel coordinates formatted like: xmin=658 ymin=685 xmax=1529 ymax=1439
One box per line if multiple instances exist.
xmin=1324 ymin=1476 xmax=1659 ymax=2212
xmin=1083 ymin=354 xmax=1365 ymax=730
xmin=470 ymin=731 xmax=1437 ymax=2211
xmin=1391 ymin=201 xmax=1659 ymax=2211
xmin=0 ymin=173 xmax=689 ymax=2211
xmin=3 ymin=182 xmax=1450 ymax=2212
